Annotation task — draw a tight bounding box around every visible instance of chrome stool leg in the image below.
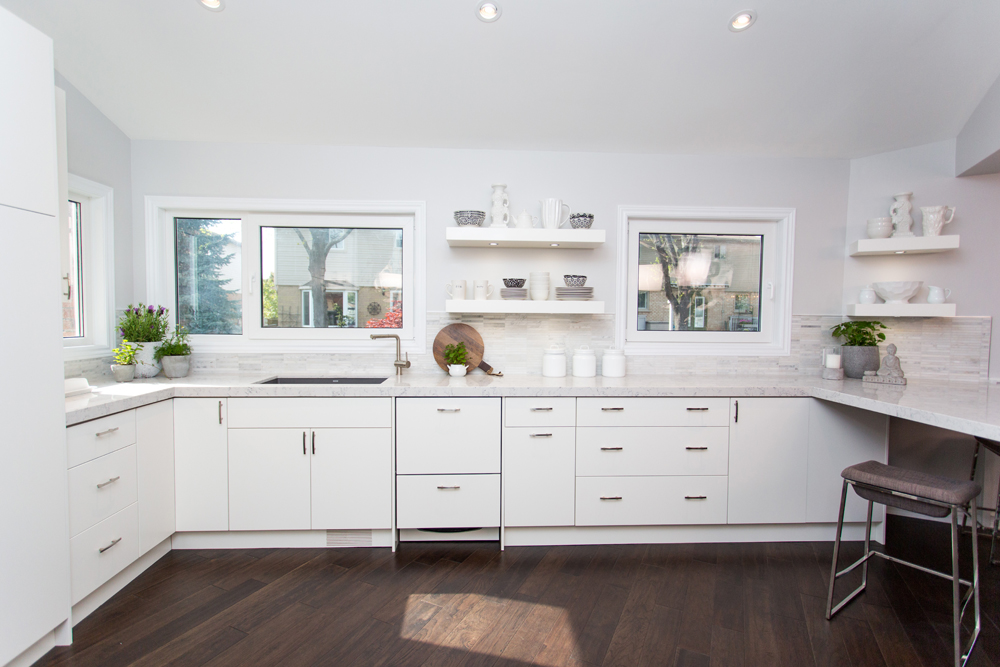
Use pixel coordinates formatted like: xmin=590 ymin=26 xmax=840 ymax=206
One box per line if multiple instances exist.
xmin=826 ymin=480 xmax=849 ymax=620
xmin=952 ymin=508 xmax=963 ymax=667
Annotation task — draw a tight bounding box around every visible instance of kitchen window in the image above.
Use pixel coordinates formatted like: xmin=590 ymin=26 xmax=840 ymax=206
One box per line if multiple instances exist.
xmin=617 ymin=206 xmax=794 ymax=356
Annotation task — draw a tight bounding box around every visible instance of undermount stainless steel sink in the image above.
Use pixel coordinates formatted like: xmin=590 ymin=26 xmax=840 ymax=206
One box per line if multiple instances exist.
xmin=256 ymin=377 xmax=388 ymax=385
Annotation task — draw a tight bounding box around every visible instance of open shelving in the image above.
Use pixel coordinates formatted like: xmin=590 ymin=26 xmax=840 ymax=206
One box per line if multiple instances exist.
xmin=845 ymin=303 xmax=956 ymax=317
xmin=445 ymin=227 xmax=605 ymax=249
xmin=849 ymin=235 xmax=959 ymax=257
xmin=444 ymin=300 xmax=605 ymax=315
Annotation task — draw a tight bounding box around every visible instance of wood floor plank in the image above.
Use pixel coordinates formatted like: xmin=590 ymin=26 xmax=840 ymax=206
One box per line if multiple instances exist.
xmin=863 ymin=602 xmax=925 ymax=667
xmin=600 ymin=564 xmax=663 ymax=667
xmin=637 ymin=604 xmax=683 ymax=667
xmin=709 ymin=626 xmax=744 ymax=667
xmin=676 ymin=559 xmax=717 ymax=656
xmin=799 ymin=593 xmax=854 ymax=667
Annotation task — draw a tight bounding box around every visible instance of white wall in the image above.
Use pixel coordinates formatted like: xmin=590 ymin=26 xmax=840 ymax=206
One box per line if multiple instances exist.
xmin=55 ymin=72 xmax=132 ymax=309
xmin=130 ymin=141 xmax=850 ymax=316
xmin=843 ymin=139 xmax=1000 ymax=375
xmin=957 ymin=71 xmax=1000 ymax=176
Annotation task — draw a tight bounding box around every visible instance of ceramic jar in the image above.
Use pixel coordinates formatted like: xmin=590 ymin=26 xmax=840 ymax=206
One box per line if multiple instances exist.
xmin=572 ymin=345 xmax=597 ymax=377
xmin=859 ymin=285 xmax=877 ymax=304
xmin=161 ymin=355 xmax=190 ymax=379
xmin=601 ymin=349 xmax=626 ymax=378
xmin=542 ymin=344 xmax=567 ymax=377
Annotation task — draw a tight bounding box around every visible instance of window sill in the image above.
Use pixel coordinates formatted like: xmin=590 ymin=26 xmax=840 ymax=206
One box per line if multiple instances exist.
xmin=63 ymin=344 xmax=113 ymax=361
xmin=624 ymin=340 xmax=791 ymax=357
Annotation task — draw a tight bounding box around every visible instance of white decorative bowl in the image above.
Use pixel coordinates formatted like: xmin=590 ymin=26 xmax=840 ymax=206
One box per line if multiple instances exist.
xmin=866 ymin=217 xmax=894 ymax=239
xmin=872 ymin=281 xmax=922 ymax=304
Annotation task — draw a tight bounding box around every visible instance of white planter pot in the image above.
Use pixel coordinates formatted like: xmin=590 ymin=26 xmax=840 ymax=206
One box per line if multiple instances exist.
xmin=128 ymin=342 xmax=161 ymax=378
xmin=161 ymin=355 xmax=191 ymax=379
xmin=448 ymin=364 xmax=468 ymax=377
xmin=111 ymin=364 xmax=135 ymax=382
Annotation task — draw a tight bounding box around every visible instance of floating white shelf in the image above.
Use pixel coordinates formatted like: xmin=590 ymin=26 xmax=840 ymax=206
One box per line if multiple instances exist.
xmin=445 ymin=299 xmax=605 ymax=315
xmin=445 ymin=227 xmax=606 ymax=249
xmin=849 ymin=235 xmax=959 ymax=256
xmin=846 ymin=303 xmax=957 ymax=317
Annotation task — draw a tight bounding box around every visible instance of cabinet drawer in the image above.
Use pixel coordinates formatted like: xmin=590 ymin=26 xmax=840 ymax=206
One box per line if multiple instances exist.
xmin=397 ymin=474 xmax=500 ymax=529
xmin=396 ymin=398 xmax=501 ymax=474
xmin=70 ymin=503 xmax=140 ymax=604
xmin=577 ymin=398 xmax=729 ymax=427
xmin=576 ymin=427 xmax=729 ymax=477
xmin=227 ymin=398 xmax=391 ymax=429
xmin=575 ymin=476 xmax=728 ymax=526
xmin=67 ymin=410 xmax=136 ymax=468
xmin=68 ymin=445 xmax=138 ymax=537
xmin=505 ymin=397 xmax=576 ymax=427
xmin=503 ymin=427 xmax=576 ymax=527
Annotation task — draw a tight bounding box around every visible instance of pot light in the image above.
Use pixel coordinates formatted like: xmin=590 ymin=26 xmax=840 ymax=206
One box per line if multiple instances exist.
xmin=199 ymin=0 xmax=224 ymax=11
xmin=895 ymin=251 xmax=905 ymax=254
xmin=729 ymin=9 xmax=756 ymax=32
xmin=477 ymin=1 xmax=501 ymax=22
xmin=550 ymin=243 xmax=560 ymax=247
xmin=489 ymin=242 xmax=499 ymax=246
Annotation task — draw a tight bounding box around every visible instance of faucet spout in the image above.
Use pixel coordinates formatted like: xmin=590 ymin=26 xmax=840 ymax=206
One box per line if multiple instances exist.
xmin=370 ymin=334 xmax=410 ymax=376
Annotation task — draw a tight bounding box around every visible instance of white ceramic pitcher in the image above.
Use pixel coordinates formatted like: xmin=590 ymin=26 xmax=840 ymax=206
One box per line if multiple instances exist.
xmin=927 ymin=286 xmax=952 ymax=304
xmin=539 ymin=198 xmax=571 ymax=229
xmin=920 ymin=206 xmax=955 ymax=236
xmin=513 ymin=209 xmax=537 ymax=229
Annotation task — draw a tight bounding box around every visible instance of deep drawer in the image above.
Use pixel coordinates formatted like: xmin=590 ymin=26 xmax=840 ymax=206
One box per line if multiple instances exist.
xmin=67 ymin=410 xmax=136 ymax=468
xmin=227 ymin=398 xmax=391 ymax=429
xmin=70 ymin=502 xmax=140 ymax=604
xmin=576 ymin=398 xmax=730 ymax=427
xmin=67 ymin=444 xmax=138 ymax=537
xmin=576 ymin=427 xmax=729 ymax=477
xmin=396 ymin=398 xmax=501 ymax=474
xmin=505 ymin=397 xmax=576 ymax=427
xmin=396 ymin=474 xmax=500 ymax=529
xmin=575 ymin=476 xmax=728 ymax=526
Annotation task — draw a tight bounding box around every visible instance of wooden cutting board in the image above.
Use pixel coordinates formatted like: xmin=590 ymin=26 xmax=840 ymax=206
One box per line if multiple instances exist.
xmin=432 ymin=323 xmax=503 ymax=376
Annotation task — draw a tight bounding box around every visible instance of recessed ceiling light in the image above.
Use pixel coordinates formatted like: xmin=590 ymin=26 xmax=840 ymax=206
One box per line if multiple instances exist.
xmin=199 ymin=0 xmax=224 ymax=11
xmin=477 ymin=1 xmax=501 ymax=22
xmin=729 ymin=9 xmax=756 ymax=32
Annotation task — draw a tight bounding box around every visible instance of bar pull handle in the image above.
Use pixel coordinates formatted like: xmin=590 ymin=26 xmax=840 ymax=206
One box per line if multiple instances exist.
xmin=685 ymin=446 xmax=709 ymax=451
xmin=685 ymin=495 xmax=708 ymax=500
xmin=437 ymin=408 xmax=461 ymax=413
xmin=686 ymin=407 xmax=709 ymax=412
xmin=95 ymin=427 xmax=119 ymax=437
xmin=600 ymin=446 xmax=623 ymax=451
xmin=600 ymin=496 xmax=623 ymax=501
xmin=601 ymin=407 xmax=624 ymax=412
xmin=96 ymin=476 xmax=121 ymax=489
xmin=530 ymin=407 xmax=554 ymax=412
xmin=734 ymin=399 xmax=738 ymax=423
xmin=303 ymin=432 xmax=307 ymax=455
xmin=312 ymin=431 xmax=316 ymax=455
xmin=437 ymin=486 xmax=461 ymax=490
xmin=219 ymin=401 xmax=223 ymax=424
xmin=99 ymin=537 xmax=122 ymax=553
xmin=530 ymin=433 xmax=553 ymax=438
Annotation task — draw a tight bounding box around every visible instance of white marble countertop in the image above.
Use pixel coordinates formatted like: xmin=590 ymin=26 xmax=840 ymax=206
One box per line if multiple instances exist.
xmin=64 ymin=372 xmax=1000 ymax=440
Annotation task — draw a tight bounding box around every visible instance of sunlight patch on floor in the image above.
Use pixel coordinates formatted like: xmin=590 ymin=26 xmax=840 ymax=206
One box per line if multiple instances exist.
xmin=401 ymin=593 xmax=580 ymax=666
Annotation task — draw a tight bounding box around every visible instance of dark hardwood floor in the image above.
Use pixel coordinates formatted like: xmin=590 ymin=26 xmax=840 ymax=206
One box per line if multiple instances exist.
xmin=34 ymin=517 xmax=1000 ymax=666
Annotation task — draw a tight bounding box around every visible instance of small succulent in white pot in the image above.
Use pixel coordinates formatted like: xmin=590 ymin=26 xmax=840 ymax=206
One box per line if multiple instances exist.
xmin=155 ymin=327 xmax=192 ymax=379
xmin=444 ymin=341 xmax=468 ymax=377
xmin=111 ymin=340 xmax=140 ymax=382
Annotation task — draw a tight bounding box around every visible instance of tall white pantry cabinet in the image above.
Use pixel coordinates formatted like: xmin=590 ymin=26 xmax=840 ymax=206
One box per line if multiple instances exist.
xmin=0 ymin=6 xmax=72 ymax=666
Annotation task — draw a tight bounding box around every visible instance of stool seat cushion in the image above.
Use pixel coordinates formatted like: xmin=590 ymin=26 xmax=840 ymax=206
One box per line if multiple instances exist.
xmin=842 ymin=460 xmax=981 ymax=518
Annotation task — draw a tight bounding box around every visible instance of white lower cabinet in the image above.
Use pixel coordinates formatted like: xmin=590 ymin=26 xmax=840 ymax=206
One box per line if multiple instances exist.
xmin=229 ymin=429 xmax=312 ymax=531
xmin=396 ymin=397 xmax=501 ymax=474
xmin=576 ymin=476 xmax=728 ymax=526
xmin=397 ymin=474 xmax=501 ymax=529
xmin=69 ymin=503 xmax=140 ymax=604
xmin=311 ymin=428 xmax=392 ymax=530
xmin=503 ymin=426 xmax=575 ymax=527
xmin=174 ymin=398 xmax=229 ymax=531
xmin=136 ymin=400 xmax=175 ymax=554
xmin=67 ymin=445 xmax=138 ymax=538
xmin=576 ymin=427 xmax=729 ymax=477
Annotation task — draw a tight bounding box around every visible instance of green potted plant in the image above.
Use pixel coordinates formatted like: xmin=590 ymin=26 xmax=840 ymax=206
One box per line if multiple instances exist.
xmin=830 ymin=320 xmax=887 ymax=378
xmin=155 ymin=327 xmax=192 ymax=379
xmin=444 ymin=341 xmax=468 ymax=377
xmin=118 ymin=304 xmax=171 ymax=378
xmin=111 ymin=340 xmax=141 ymax=382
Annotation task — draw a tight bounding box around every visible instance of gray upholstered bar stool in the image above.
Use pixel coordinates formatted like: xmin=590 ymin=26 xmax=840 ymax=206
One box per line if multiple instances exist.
xmin=826 ymin=460 xmax=982 ymax=667
xmin=966 ymin=436 xmax=1000 ymax=565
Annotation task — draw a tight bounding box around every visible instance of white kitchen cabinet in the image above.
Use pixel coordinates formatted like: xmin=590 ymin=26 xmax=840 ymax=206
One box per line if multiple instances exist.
xmin=174 ymin=398 xmax=229 ymax=531
xmin=577 ymin=397 xmax=730 ymax=427
xmin=136 ymin=400 xmax=176 ymax=554
xmin=229 ymin=429 xmax=312 ymax=531
xmin=67 ymin=445 xmax=138 ymax=538
xmin=576 ymin=427 xmax=729 ymax=477
xmin=576 ymin=476 xmax=728 ymax=526
xmin=66 ymin=409 xmax=136 ymax=468
xmin=397 ymin=474 xmax=501 ymax=529
xmin=227 ymin=397 xmax=391 ymax=429
xmin=503 ymin=427 xmax=576 ymax=527
xmin=69 ymin=503 xmax=139 ymax=605
xmin=505 ymin=397 xmax=576 ymax=428
xmin=311 ymin=428 xmax=392 ymax=530
xmin=727 ymin=398 xmax=810 ymax=524
xmin=396 ymin=398 xmax=501 ymax=474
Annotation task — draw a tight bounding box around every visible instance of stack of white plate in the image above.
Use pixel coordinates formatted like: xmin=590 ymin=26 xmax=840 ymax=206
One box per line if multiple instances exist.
xmin=529 ymin=272 xmax=550 ymax=301
xmin=501 ymin=288 xmax=528 ymax=300
xmin=555 ymin=286 xmax=594 ymax=301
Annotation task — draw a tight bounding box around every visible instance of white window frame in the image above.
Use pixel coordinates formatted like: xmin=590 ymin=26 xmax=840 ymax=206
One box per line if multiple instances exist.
xmin=616 ymin=206 xmax=794 ymax=356
xmin=63 ymin=175 xmax=115 ymax=360
xmin=145 ymin=196 xmax=426 ymax=354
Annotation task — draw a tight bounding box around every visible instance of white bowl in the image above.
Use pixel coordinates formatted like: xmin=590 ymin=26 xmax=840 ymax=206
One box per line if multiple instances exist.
xmin=866 ymin=217 xmax=894 ymax=239
xmin=872 ymin=281 xmax=922 ymax=304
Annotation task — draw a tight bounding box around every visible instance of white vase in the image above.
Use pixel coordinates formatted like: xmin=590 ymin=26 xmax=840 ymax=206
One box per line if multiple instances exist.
xmin=448 ymin=364 xmax=468 ymax=377
xmin=889 ymin=192 xmax=914 ymax=237
xmin=128 ymin=342 xmax=161 ymax=378
xmin=489 ymin=184 xmax=510 ymax=228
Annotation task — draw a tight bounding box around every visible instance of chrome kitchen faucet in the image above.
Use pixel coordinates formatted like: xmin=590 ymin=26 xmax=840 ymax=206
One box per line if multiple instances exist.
xmin=370 ymin=334 xmax=410 ymax=376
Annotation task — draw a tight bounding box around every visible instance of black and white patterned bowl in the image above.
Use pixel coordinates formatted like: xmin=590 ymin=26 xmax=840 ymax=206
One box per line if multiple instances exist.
xmin=503 ymin=278 xmax=526 ymax=288
xmin=569 ymin=213 xmax=594 ymax=229
xmin=454 ymin=210 xmax=486 ymax=226
xmin=564 ymin=275 xmax=588 ymax=287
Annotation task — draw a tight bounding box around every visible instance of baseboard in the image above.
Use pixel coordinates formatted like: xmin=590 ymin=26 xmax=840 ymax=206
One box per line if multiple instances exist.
xmin=504 ymin=522 xmax=883 ymax=547
xmin=71 ymin=538 xmax=171 ymax=627
xmin=3 ymin=631 xmax=56 ymax=667
xmin=399 ymin=528 xmax=500 ymax=542
xmin=172 ymin=529 xmax=393 ymax=549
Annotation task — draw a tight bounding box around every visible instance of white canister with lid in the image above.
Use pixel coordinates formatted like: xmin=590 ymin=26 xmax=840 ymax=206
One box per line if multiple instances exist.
xmin=602 ymin=348 xmax=626 ymax=377
xmin=573 ymin=345 xmax=597 ymax=377
xmin=542 ymin=344 xmax=567 ymax=377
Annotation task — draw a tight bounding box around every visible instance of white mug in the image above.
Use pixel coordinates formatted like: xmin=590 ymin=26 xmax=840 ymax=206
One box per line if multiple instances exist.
xmin=927 ymin=286 xmax=952 ymax=304
xmin=474 ymin=280 xmax=494 ymax=300
xmin=539 ymin=198 xmax=571 ymax=229
xmin=445 ymin=279 xmax=467 ymax=300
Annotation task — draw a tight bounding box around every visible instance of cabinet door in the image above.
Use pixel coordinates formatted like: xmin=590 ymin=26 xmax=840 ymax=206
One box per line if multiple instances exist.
xmin=396 ymin=398 xmax=501 ymax=474
xmin=229 ymin=429 xmax=311 ymax=530
xmin=311 ymin=429 xmax=391 ymax=530
xmin=503 ymin=427 xmax=575 ymax=527
xmin=174 ymin=398 xmax=229 ymax=531
xmin=136 ymin=400 xmax=175 ymax=554
xmin=728 ymin=398 xmax=809 ymax=524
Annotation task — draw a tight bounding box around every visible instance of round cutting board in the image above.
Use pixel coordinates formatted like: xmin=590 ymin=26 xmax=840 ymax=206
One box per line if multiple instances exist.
xmin=432 ymin=323 xmax=485 ymax=373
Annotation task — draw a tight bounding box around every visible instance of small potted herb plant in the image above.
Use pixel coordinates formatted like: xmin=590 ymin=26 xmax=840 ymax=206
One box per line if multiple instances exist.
xmin=118 ymin=304 xmax=171 ymax=378
xmin=830 ymin=320 xmax=887 ymax=378
xmin=111 ymin=340 xmax=141 ymax=382
xmin=155 ymin=327 xmax=192 ymax=379
xmin=444 ymin=341 xmax=468 ymax=377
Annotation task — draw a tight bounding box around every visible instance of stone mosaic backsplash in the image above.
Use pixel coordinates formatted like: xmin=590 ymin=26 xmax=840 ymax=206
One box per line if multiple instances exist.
xmin=66 ymin=314 xmax=991 ymax=383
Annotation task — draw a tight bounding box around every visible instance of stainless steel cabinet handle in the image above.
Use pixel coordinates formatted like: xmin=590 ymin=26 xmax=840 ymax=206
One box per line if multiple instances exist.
xmin=530 ymin=433 xmax=553 ymax=438
xmin=686 ymin=407 xmax=709 ymax=412
xmin=312 ymin=431 xmax=316 ymax=455
xmin=600 ymin=496 xmax=623 ymax=501
xmin=685 ymin=495 xmax=708 ymax=500
xmin=600 ymin=446 xmax=623 ymax=451
xmin=437 ymin=485 xmax=461 ymax=490
xmin=437 ymin=408 xmax=461 ymax=413
xmin=95 ymin=427 xmax=119 ymax=437
xmin=99 ymin=537 xmax=122 ymax=553
xmin=601 ymin=407 xmax=624 ymax=412
xmin=734 ymin=400 xmax=739 ymax=423
xmin=96 ymin=476 xmax=121 ymax=489
xmin=219 ymin=401 xmax=223 ymax=424
xmin=303 ymin=432 xmax=307 ymax=455
xmin=685 ymin=446 xmax=709 ymax=451
xmin=530 ymin=407 xmax=553 ymax=412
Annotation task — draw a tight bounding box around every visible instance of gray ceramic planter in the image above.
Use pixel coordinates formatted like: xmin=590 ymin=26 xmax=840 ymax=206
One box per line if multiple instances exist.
xmin=161 ymin=355 xmax=191 ymax=379
xmin=841 ymin=345 xmax=880 ymax=379
xmin=111 ymin=364 xmax=135 ymax=382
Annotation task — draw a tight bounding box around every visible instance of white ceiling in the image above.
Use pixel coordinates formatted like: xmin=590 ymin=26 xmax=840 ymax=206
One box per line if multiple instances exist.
xmin=5 ymin=0 xmax=1000 ymax=158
